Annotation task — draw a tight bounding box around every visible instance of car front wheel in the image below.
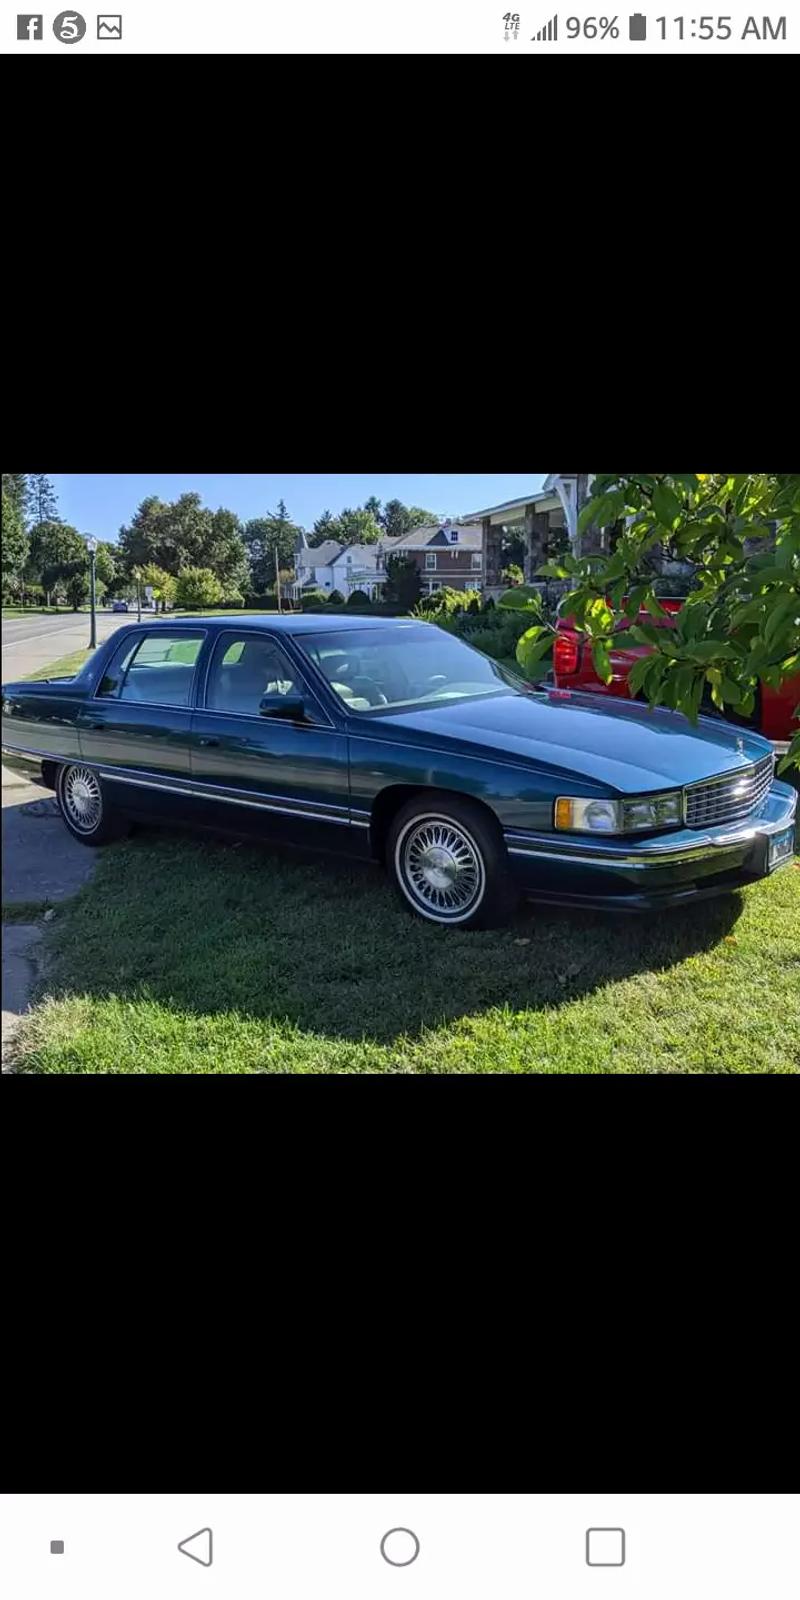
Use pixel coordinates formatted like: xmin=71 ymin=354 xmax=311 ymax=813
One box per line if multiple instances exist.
xmin=388 ymin=792 xmax=518 ymax=929
xmin=56 ymin=763 xmax=129 ymax=847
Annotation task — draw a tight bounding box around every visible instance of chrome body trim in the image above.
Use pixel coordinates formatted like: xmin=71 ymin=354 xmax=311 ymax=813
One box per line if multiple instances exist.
xmin=682 ymin=753 xmax=774 ymax=828
xmin=102 ymin=771 xmax=352 ymax=825
xmin=505 ymin=782 xmax=795 ymax=868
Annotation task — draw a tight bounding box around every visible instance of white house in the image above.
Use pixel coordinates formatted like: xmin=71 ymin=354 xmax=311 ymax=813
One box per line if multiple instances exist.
xmin=329 ymin=543 xmax=385 ymax=600
xmin=291 ymin=529 xmax=344 ymax=599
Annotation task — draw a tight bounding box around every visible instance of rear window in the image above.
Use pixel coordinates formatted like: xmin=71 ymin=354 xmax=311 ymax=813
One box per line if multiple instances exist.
xmin=96 ymin=631 xmax=205 ymax=707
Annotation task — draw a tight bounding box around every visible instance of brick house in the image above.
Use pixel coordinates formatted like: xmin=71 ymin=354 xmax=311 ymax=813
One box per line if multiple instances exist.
xmin=379 ymin=521 xmax=484 ymax=596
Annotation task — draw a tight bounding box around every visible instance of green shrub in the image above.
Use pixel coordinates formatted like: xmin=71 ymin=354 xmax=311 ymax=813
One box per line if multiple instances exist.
xmin=300 ymin=588 xmax=329 ymax=610
xmin=328 ymin=589 xmax=345 ymax=605
xmin=347 ymin=590 xmax=370 ymax=606
xmin=415 ymin=586 xmax=471 ymax=619
xmin=174 ymin=567 xmax=224 ymax=609
xmin=465 ymin=627 xmax=504 ymax=658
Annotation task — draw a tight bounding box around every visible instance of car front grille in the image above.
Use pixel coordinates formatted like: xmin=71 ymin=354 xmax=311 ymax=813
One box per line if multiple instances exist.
xmin=684 ymin=754 xmax=775 ymax=829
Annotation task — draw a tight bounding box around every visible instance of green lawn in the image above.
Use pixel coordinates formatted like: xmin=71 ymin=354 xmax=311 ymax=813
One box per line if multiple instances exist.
xmin=9 ymin=822 xmax=799 ymax=1074
xmin=26 ymin=650 xmax=91 ymax=681
xmin=170 ymin=608 xmax=281 ymax=617
xmin=2 ymin=606 xmax=76 ymax=617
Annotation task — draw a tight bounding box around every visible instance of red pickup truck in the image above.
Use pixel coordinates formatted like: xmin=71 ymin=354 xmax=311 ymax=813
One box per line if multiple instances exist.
xmin=552 ymin=598 xmax=799 ymax=746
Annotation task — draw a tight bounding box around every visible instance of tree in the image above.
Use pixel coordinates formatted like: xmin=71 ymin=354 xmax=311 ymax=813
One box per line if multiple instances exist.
xmin=95 ymin=541 xmax=118 ymax=594
xmin=141 ymin=562 xmax=177 ymax=613
xmin=380 ymin=499 xmax=437 ymax=539
xmin=64 ymin=568 xmax=90 ymax=610
xmin=243 ymin=503 xmax=304 ymax=587
xmin=363 ymin=496 xmax=382 ymax=521
xmin=408 ymin=505 xmax=438 ymax=529
xmin=310 ymin=510 xmax=337 ymax=546
xmin=26 ymin=521 xmax=85 ymax=607
xmin=117 ymin=497 xmax=169 ymax=572
xmin=336 ymin=507 xmax=382 ymax=545
xmin=27 ymin=474 xmax=59 ymax=527
xmin=383 ymin=553 xmax=421 ymax=611
xmin=1 ymin=474 xmax=29 ymax=599
xmin=174 ymin=567 xmax=224 ymax=609
xmin=533 ymin=473 xmax=800 ymax=773
xmin=118 ymin=494 xmax=249 ymax=595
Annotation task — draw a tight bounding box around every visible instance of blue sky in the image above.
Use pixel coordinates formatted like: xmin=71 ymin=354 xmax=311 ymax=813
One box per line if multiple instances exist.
xmin=48 ymin=474 xmax=547 ymax=542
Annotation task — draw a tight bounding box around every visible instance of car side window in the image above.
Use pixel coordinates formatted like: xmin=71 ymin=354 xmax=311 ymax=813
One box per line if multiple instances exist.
xmin=96 ymin=632 xmax=205 ymax=708
xmin=205 ymin=634 xmax=322 ymax=719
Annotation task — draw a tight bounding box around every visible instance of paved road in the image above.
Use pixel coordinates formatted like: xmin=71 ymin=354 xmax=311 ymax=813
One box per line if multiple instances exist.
xmin=1 ymin=610 xmax=139 ymax=682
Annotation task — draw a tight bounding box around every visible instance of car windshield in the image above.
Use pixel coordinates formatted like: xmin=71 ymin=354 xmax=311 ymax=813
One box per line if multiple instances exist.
xmin=300 ymin=625 xmax=525 ymax=714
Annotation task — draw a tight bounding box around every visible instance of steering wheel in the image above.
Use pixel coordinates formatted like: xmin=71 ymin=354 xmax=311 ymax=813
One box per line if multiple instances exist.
xmin=349 ymin=676 xmax=388 ymax=707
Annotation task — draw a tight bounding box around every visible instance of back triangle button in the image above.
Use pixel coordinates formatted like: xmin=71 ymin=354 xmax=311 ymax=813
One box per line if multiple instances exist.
xmin=178 ymin=1527 xmax=213 ymax=1567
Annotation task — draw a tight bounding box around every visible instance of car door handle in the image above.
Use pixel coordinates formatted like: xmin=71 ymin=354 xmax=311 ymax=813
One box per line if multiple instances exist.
xmin=198 ymin=737 xmax=219 ymax=747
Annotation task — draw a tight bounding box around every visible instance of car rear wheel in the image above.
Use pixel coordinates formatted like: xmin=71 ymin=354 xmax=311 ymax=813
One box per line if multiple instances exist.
xmin=56 ymin=763 xmax=129 ymax=847
xmin=388 ymin=792 xmax=518 ymax=929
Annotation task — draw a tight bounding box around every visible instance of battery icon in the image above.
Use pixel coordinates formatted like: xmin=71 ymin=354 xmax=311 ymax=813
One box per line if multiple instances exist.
xmin=628 ymin=11 xmax=647 ymax=36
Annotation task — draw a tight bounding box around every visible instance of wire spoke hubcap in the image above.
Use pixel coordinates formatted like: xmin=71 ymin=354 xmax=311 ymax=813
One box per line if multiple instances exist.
xmin=402 ymin=819 xmax=483 ymax=919
xmin=62 ymin=766 xmax=102 ymax=832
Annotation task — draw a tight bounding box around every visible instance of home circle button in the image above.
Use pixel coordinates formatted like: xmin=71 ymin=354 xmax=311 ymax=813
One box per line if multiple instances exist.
xmin=381 ymin=1528 xmax=420 ymax=1567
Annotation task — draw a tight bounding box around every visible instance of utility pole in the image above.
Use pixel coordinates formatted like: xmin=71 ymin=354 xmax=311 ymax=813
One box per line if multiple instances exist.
xmin=274 ymin=546 xmax=282 ymax=613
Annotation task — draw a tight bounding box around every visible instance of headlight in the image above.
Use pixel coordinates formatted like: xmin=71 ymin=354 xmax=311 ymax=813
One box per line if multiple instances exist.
xmin=554 ymin=791 xmax=683 ymax=834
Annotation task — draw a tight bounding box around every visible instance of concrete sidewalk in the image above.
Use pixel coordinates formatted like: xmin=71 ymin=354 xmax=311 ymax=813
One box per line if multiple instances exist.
xmin=2 ymin=767 xmax=97 ymax=1057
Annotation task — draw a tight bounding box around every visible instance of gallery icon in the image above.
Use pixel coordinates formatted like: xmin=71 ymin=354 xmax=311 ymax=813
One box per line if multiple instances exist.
xmin=17 ymin=13 xmax=43 ymax=36
xmin=97 ymin=13 xmax=122 ymax=36
xmin=52 ymin=9 xmax=86 ymax=39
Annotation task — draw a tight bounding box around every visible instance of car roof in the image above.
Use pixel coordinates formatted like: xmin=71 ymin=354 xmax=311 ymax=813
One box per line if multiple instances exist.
xmin=178 ymin=614 xmax=425 ymax=633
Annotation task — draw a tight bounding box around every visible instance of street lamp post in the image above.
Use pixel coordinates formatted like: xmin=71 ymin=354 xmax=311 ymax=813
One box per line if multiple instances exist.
xmin=86 ymin=537 xmax=98 ymax=649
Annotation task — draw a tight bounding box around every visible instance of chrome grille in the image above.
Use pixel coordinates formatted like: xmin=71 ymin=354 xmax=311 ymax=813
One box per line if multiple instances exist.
xmin=684 ymin=754 xmax=774 ymax=829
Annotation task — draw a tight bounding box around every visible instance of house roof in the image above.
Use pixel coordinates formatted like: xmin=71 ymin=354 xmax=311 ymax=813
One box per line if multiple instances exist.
xmin=462 ymin=491 xmax=559 ymax=520
xmin=331 ymin=543 xmax=382 ymax=568
xmin=381 ymin=523 xmax=483 ymax=551
xmin=297 ymin=540 xmax=343 ymax=567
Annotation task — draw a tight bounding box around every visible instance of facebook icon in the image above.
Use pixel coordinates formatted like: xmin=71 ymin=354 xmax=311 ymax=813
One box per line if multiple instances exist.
xmin=17 ymin=13 xmax=44 ymax=35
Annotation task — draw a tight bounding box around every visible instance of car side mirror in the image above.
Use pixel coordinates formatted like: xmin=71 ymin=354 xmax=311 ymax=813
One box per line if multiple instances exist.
xmin=259 ymin=693 xmax=306 ymax=721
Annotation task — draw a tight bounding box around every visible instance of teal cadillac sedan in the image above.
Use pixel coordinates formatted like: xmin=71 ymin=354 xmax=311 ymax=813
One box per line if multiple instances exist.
xmin=2 ymin=615 xmax=796 ymax=928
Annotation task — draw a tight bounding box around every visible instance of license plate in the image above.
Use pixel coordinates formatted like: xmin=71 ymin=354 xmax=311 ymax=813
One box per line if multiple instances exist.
xmin=768 ymin=826 xmax=795 ymax=870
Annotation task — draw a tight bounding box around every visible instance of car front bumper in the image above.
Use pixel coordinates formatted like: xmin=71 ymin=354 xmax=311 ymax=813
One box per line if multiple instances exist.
xmin=504 ymin=779 xmax=798 ymax=911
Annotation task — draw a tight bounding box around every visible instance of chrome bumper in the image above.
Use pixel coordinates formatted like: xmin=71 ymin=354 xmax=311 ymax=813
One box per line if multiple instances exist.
xmin=505 ymin=780 xmax=797 ymax=873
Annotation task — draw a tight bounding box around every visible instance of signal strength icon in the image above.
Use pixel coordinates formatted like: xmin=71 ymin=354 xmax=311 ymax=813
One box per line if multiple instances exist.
xmin=533 ymin=14 xmax=558 ymax=37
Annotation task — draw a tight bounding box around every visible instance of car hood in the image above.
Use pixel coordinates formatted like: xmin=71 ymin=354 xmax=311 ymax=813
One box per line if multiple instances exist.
xmin=366 ymin=688 xmax=773 ymax=794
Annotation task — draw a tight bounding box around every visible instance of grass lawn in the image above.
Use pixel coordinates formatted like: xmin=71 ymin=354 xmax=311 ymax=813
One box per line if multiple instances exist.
xmin=170 ymin=608 xmax=281 ymax=617
xmin=26 ymin=650 xmax=92 ymax=681
xmin=2 ymin=607 xmax=77 ymax=617
xmin=8 ymin=820 xmax=799 ymax=1074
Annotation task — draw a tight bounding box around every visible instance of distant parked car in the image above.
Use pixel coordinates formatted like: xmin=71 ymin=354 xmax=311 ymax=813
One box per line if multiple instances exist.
xmin=111 ymin=600 xmax=129 ymax=613
xmin=1 ymin=616 xmax=796 ymax=926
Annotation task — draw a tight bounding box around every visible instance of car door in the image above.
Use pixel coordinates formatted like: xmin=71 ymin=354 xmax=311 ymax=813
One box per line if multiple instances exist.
xmin=76 ymin=628 xmax=208 ymax=803
xmin=189 ymin=629 xmax=352 ymax=846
